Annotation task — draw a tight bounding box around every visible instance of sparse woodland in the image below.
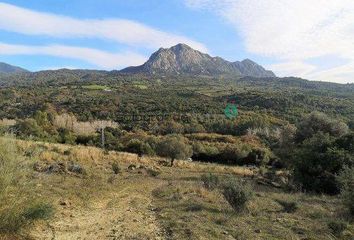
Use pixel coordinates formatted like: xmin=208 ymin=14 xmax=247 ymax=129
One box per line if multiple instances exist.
xmin=0 ymin=72 xmax=353 ymax=239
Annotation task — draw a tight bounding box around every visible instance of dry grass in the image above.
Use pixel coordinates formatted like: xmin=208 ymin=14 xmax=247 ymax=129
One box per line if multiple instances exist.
xmin=0 ymin=136 xmax=353 ymax=240
xmin=0 ymin=136 xmax=53 ymax=237
xmin=14 ymin=137 xmax=255 ymax=178
xmin=0 ymin=119 xmax=16 ymax=127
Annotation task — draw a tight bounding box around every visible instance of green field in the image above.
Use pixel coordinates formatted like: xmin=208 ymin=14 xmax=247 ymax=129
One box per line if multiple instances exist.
xmin=82 ymin=84 xmax=111 ymax=90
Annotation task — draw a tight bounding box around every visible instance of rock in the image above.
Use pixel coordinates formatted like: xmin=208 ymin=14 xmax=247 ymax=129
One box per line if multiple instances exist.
xmin=68 ymin=162 xmax=85 ymax=174
xmin=158 ymin=160 xmax=170 ymax=167
xmin=59 ymin=200 xmax=70 ymax=206
xmin=128 ymin=164 xmax=136 ymax=170
xmin=33 ymin=162 xmax=47 ymax=172
xmin=48 ymin=162 xmax=67 ymax=174
xmin=278 ymin=176 xmax=288 ymax=185
xmin=120 ymin=44 xmax=275 ymax=78
xmin=271 ymin=181 xmax=282 ymax=188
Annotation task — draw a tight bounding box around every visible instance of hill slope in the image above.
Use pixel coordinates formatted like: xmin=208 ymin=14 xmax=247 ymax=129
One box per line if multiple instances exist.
xmin=0 ymin=62 xmax=28 ymax=74
xmin=120 ymin=44 xmax=275 ymax=77
xmin=2 ymin=137 xmax=352 ymax=239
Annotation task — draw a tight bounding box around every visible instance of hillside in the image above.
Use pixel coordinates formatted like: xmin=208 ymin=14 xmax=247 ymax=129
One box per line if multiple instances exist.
xmin=1 ymin=137 xmax=353 ymax=240
xmin=120 ymin=44 xmax=275 ymax=77
xmin=0 ymin=62 xmax=28 ymax=74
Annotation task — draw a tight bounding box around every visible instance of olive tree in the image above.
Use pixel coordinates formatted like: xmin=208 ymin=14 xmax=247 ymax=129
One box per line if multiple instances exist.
xmin=157 ymin=135 xmax=192 ymax=166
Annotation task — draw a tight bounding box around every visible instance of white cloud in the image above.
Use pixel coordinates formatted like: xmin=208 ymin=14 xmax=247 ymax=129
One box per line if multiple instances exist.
xmin=185 ymin=0 xmax=354 ymax=83
xmin=0 ymin=42 xmax=147 ymax=69
xmin=307 ymin=62 xmax=354 ymax=83
xmin=0 ymin=2 xmax=207 ymax=52
xmin=269 ymin=62 xmax=317 ymax=77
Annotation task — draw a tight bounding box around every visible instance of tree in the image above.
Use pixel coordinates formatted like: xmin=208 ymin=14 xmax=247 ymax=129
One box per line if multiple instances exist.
xmin=293 ymin=132 xmax=354 ymax=194
xmin=58 ymin=128 xmax=76 ymax=144
xmin=14 ymin=119 xmax=47 ymax=139
xmin=157 ymin=135 xmax=192 ymax=166
xmin=125 ymin=139 xmax=154 ymax=157
xmin=158 ymin=120 xmax=184 ymax=135
xmin=337 ymin=167 xmax=354 ymax=216
xmin=295 ymin=111 xmax=348 ymax=142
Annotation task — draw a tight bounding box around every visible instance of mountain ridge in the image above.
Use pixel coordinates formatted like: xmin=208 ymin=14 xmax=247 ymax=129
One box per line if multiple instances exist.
xmin=0 ymin=62 xmax=29 ymax=74
xmin=120 ymin=43 xmax=275 ymax=78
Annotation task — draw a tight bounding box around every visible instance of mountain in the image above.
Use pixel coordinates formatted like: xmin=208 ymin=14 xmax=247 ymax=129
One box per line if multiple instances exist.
xmin=120 ymin=43 xmax=275 ymax=77
xmin=0 ymin=62 xmax=28 ymax=74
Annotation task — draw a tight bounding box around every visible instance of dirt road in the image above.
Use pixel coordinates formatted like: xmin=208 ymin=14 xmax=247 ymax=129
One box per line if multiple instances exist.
xmin=30 ymin=177 xmax=165 ymax=240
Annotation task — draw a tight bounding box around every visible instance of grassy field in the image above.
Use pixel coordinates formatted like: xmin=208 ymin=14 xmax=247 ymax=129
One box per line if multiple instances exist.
xmin=0 ymin=137 xmax=353 ymax=240
xmin=82 ymin=84 xmax=111 ymax=91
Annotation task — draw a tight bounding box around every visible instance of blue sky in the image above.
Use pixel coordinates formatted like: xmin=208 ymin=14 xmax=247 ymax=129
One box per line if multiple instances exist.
xmin=0 ymin=0 xmax=353 ymax=83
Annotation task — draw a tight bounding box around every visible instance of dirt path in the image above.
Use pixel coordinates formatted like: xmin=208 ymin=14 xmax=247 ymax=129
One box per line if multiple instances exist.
xmin=30 ymin=179 xmax=165 ymax=240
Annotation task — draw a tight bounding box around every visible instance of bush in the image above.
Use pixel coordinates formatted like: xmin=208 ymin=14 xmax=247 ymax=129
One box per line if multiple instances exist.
xmin=68 ymin=162 xmax=86 ymax=174
xmin=125 ymin=139 xmax=154 ymax=156
xmin=23 ymin=203 xmax=54 ymax=221
xmin=63 ymin=149 xmax=72 ymax=156
xmin=276 ymin=199 xmax=298 ymax=213
xmin=0 ymin=206 xmax=25 ymax=233
xmin=296 ymin=112 xmax=348 ymax=142
xmin=327 ymin=220 xmax=347 ymax=236
xmin=221 ymin=178 xmax=254 ymax=212
xmin=146 ymin=168 xmax=160 ymax=177
xmin=200 ymin=173 xmax=219 ymax=190
xmin=58 ymin=128 xmax=76 ymax=144
xmin=112 ymin=162 xmax=121 ymax=174
xmin=13 ymin=119 xmax=47 ymax=139
xmin=293 ymin=132 xmax=354 ymax=194
xmin=337 ymin=167 xmax=354 ymax=216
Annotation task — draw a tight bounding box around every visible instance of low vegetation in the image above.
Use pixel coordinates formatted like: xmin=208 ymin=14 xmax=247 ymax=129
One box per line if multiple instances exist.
xmin=0 ymin=137 xmax=352 ymax=239
xmin=0 ymin=137 xmax=53 ymax=236
xmin=221 ymin=178 xmax=254 ymax=212
xmin=337 ymin=167 xmax=354 ymax=217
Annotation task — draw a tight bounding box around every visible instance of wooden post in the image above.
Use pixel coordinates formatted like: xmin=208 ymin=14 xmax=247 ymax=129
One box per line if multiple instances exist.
xmin=101 ymin=127 xmax=105 ymax=149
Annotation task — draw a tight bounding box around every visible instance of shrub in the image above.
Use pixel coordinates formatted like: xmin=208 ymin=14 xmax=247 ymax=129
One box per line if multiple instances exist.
xmin=146 ymin=168 xmax=160 ymax=177
xmin=63 ymin=149 xmax=72 ymax=156
xmin=327 ymin=220 xmax=347 ymax=236
xmin=125 ymin=139 xmax=154 ymax=156
xmin=58 ymin=128 xmax=76 ymax=144
xmin=22 ymin=203 xmax=54 ymax=221
xmin=157 ymin=135 xmax=192 ymax=166
xmin=13 ymin=118 xmax=47 ymax=139
xmin=337 ymin=167 xmax=354 ymax=216
xmin=221 ymin=178 xmax=254 ymax=212
xmin=68 ymin=162 xmax=86 ymax=174
xmin=185 ymin=202 xmax=203 ymax=212
xmin=200 ymin=173 xmax=219 ymax=190
xmin=158 ymin=120 xmax=184 ymax=135
xmin=112 ymin=162 xmax=121 ymax=174
xmin=295 ymin=112 xmax=348 ymax=142
xmin=0 ymin=202 xmax=54 ymax=233
xmin=293 ymin=132 xmax=354 ymax=194
xmin=276 ymin=199 xmax=298 ymax=213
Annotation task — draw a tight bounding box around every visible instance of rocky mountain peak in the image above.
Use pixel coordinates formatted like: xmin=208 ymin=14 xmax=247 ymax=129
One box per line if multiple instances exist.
xmin=120 ymin=44 xmax=275 ymax=77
